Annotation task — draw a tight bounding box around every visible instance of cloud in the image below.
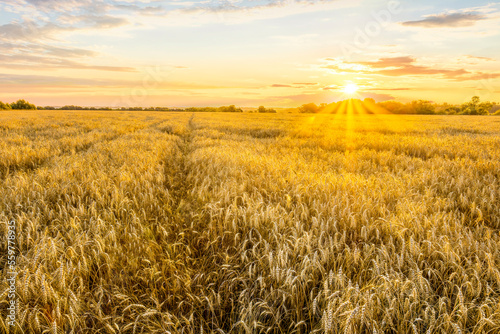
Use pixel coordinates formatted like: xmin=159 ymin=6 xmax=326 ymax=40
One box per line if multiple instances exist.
xmin=401 ymin=12 xmax=486 ymax=28
xmin=356 ymin=56 xmax=415 ymax=68
xmin=40 ymin=45 xmax=97 ymax=58
xmin=0 ymin=73 xmax=127 ymax=86
xmin=464 ymin=55 xmax=495 ymax=61
xmin=376 ymin=65 xmax=468 ymax=78
xmin=364 ymin=88 xmax=410 ymax=91
xmin=67 ymin=14 xmax=130 ymax=29
xmin=0 ymin=52 xmax=135 ymax=72
xmin=323 ymin=56 xmax=500 ymax=82
xmin=0 ymin=73 xmax=218 ymax=95
xmin=0 ymin=21 xmax=75 ymax=41
xmin=0 ymin=14 xmax=127 ymax=42
xmin=272 ymin=83 xmax=320 ymax=89
xmin=114 ymin=4 xmax=165 ymax=15
xmin=154 ymin=0 xmax=357 ymax=26
xmin=19 ymin=0 xmax=105 ymax=14
xmin=0 ymin=9 xmax=130 ymax=73
xmin=321 ymin=64 xmax=358 ymax=73
xmin=461 ymin=72 xmax=500 ymax=81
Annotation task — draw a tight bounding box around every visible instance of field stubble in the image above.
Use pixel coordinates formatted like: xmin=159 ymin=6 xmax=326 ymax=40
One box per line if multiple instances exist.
xmin=1 ymin=110 xmax=500 ymax=333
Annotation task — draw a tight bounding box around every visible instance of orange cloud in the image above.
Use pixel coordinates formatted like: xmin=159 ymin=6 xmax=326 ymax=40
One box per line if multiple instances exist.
xmin=324 ymin=56 xmax=500 ymax=82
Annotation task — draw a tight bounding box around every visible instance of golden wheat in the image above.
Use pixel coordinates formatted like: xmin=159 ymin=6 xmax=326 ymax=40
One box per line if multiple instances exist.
xmin=1 ymin=110 xmax=500 ymax=333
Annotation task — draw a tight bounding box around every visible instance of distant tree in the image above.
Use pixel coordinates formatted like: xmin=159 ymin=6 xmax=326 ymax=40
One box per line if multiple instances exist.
xmin=0 ymin=101 xmax=12 ymax=110
xmin=377 ymin=101 xmax=408 ymax=114
xmin=217 ymin=105 xmax=243 ymax=112
xmin=364 ymin=98 xmax=376 ymax=105
xmin=298 ymin=103 xmax=319 ymax=113
xmin=258 ymin=106 xmax=277 ymax=113
xmin=490 ymin=103 xmax=500 ymax=114
xmin=411 ymin=100 xmax=435 ymax=114
xmin=10 ymin=99 xmax=36 ymax=110
xmin=461 ymin=96 xmax=492 ymax=115
xmin=60 ymin=105 xmax=84 ymax=110
xmin=445 ymin=106 xmax=460 ymax=115
xmin=220 ymin=105 xmax=236 ymax=112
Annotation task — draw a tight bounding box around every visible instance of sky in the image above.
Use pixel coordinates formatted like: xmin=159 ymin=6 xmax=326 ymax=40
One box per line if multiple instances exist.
xmin=0 ymin=0 xmax=499 ymax=107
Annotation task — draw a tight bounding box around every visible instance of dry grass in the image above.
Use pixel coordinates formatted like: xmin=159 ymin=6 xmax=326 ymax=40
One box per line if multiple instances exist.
xmin=1 ymin=110 xmax=500 ymax=333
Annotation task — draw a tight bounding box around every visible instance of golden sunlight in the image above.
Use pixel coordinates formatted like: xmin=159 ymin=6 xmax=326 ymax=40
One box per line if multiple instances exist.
xmin=343 ymin=83 xmax=359 ymax=95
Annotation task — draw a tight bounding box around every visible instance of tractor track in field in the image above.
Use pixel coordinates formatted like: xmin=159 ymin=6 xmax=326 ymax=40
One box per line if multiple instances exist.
xmin=159 ymin=114 xmax=251 ymax=332
xmin=163 ymin=114 xmax=198 ymax=222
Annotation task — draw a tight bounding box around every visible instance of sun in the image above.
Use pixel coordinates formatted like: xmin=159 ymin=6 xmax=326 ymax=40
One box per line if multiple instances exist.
xmin=343 ymin=83 xmax=358 ymax=95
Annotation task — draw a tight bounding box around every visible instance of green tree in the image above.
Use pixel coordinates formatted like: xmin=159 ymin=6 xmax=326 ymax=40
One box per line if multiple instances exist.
xmin=10 ymin=99 xmax=37 ymax=110
xmin=461 ymin=96 xmax=492 ymax=115
xmin=411 ymin=100 xmax=435 ymax=115
xmin=258 ymin=106 xmax=277 ymax=113
xmin=217 ymin=105 xmax=243 ymax=112
xmin=0 ymin=101 xmax=12 ymax=110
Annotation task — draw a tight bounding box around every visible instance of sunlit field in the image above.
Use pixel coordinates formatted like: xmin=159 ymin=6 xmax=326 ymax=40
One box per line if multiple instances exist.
xmin=1 ymin=110 xmax=500 ymax=333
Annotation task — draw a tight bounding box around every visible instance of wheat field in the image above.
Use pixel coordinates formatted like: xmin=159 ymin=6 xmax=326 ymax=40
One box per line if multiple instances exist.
xmin=1 ymin=110 xmax=500 ymax=333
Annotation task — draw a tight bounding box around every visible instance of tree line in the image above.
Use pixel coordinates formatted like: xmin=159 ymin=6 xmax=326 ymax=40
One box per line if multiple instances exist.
xmin=2 ymin=97 xmax=499 ymax=115
xmin=298 ymin=96 xmax=499 ymax=115
xmin=185 ymin=105 xmax=243 ymax=113
xmin=0 ymin=100 xmax=37 ymax=110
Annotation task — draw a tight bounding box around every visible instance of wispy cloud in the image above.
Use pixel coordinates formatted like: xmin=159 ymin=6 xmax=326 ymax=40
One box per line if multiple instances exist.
xmin=323 ymin=56 xmax=500 ymax=82
xmin=364 ymin=87 xmax=410 ymax=91
xmin=402 ymin=12 xmax=486 ymax=28
xmin=271 ymin=83 xmax=320 ymax=89
xmin=356 ymin=56 xmax=415 ymax=68
xmin=61 ymin=14 xmax=130 ymax=29
xmin=0 ymin=49 xmax=136 ymax=71
xmin=153 ymin=0 xmax=357 ymax=26
xmin=272 ymin=84 xmax=293 ymax=88
xmin=0 ymin=21 xmax=75 ymax=41
xmin=464 ymin=55 xmax=495 ymax=62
